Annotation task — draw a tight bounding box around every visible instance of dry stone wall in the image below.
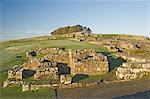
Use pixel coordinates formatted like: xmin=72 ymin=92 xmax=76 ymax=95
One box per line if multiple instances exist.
xmin=116 ymin=62 xmax=150 ymax=80
xmin=42 ymin=48 xmax=109 ymax=76
xmin=7 ymin=65 xmax=23 ymax=80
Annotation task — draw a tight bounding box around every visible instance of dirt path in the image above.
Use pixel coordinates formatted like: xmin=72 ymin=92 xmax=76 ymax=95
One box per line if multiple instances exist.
xmin=57 ymin=79 xmax=150 ymax=99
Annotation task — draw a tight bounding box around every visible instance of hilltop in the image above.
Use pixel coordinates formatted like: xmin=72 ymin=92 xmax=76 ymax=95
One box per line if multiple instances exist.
xmin=51 ymin=25 xmax=91 ymax=35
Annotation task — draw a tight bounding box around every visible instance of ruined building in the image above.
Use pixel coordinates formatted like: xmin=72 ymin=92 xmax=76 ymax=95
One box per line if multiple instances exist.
xmin=3 ymin=47 xmax=109 ymax=88
xmin=42 ymin=48 xmax=109 ymax=75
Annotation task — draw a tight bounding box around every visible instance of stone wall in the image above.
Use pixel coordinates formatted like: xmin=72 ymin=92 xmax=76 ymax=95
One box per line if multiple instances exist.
xmin=7 ymin=65 xmax=23 ymax=80
xmin=68 ymin=49 xmax=109 ymax=75
xmin=22 ymin=81 xmax=98 ymax=92
xmin=3 ymin=80 xmax=23 ymax=87
xmin=23 ymin=58 xmax=41 ymax=70
xmin=116 ymin=52 xmax=150 ymax=63
xmin=116 ymin=62 xmax=150 ymax=80
xmin=34 ymin=66 xmax=59 ymax=79
xmin=37 ymin=48 xmax=109 ymax=76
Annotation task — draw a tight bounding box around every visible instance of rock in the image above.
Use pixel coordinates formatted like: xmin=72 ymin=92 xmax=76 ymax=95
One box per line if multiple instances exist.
xmin=22 ymin=84 xmax=30 ymax=91
xmin=60 ymin=74 xmax=72 ymax=84
xmin=7 ymin=65 xmax=23 ymax=80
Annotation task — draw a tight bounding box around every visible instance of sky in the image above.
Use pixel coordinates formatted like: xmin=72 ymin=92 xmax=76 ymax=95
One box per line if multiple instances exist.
xmin=1 ymin=0 xmax=150 ymax=40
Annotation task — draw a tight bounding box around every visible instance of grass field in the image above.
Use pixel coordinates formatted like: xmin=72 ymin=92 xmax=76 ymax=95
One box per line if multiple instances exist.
xmin=0 ymin=37 xmax=108 ymax=99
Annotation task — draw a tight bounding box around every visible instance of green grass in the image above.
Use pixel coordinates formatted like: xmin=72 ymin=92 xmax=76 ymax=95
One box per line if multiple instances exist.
xmin=23 ymin=77 xmax=60 ymax=84
xmin=0 ymin=72 xmax=56 ymax=99
xmin=0 ymin=85 xmax=55 ymax=99
xmin=79 ymin=75 xmax=104 ymax=83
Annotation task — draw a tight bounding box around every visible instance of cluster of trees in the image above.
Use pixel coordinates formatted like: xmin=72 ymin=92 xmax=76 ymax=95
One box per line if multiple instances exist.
xmin=51 ymin=25 xmax=91 ymax=35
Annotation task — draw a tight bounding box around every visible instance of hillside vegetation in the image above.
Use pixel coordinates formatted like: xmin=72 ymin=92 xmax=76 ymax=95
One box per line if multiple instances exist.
xmin=51 ymin=25 xmax=91 ymax=35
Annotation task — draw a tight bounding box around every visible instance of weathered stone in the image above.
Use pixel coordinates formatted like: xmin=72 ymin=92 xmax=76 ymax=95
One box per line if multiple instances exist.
xmin=60 ymin=74 xmax=72 ymax=84
xmin=116 ymin=62 xmax=150 ymax=80
xmin=7 ymin=65 xmax=23 ymax=80
xmin=3 ymin=80 xmax=23 ymax=87
xmin=34 ymin=64 xmax=59 ymax=79
xmin=24 ymin=58 xmax=41 ymax=70
xmin=39 ymin=48 xmax=109 ymax=76
xmin=22 ymin=84 xmax=30 ymax=91
xmin=68 ymin=49 xmax=109 ymax=75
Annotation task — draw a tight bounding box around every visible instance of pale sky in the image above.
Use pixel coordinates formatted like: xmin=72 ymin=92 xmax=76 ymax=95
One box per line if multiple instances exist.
xmin=1 ymin=0 xmax=150 ymax=40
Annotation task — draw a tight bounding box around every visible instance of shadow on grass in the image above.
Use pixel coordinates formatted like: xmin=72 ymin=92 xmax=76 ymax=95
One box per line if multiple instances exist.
xmin=101 ymin=52 xmax=126 ymax=72
xmin=72 ymin=74 xmax=89 ymax=83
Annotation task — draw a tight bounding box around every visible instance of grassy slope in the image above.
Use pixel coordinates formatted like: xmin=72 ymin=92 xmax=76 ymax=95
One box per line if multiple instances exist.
xmin=0 ymin=38 xmax=107 ymax=99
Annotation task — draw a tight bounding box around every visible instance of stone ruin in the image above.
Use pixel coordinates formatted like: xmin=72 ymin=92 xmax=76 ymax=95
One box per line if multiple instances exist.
xmin=34 ymin=60 xmax=59 ymax=79
xmin=116 ymin=62 xmax=150 ymax=80
xmin=3 ymin=65 xmax=23 ymax=87
xmin=68 ymin=49 xmax=108 ymax=75
xmin=42 ymin=48 xmax=109 ymax=75
xmin=23 ymin=58 xmax=41 ymax=70
xmin=7 ymin=65 xmax=23 ymax=80
xmin=3 ymin=47 xmax=109 ymax=91
xmin=116 ymin=55 xmax=150 ymax=80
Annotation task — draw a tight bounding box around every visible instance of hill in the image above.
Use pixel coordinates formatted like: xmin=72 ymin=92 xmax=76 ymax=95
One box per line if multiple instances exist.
xmin=51 ymin=25 xmax=91 ymax=35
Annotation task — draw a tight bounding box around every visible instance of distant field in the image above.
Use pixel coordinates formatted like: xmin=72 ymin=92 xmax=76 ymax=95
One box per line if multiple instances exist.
xmin=0 ymin=37 xmax=108 ymax=99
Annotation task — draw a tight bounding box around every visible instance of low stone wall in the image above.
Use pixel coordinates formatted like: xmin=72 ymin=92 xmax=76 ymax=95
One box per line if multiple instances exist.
xmin=22 ymin=82 xmax=98 ymax=91
xmin=116 ymin=62 xmax=150 ymax=80
xmin=7 ymin=65 xmax=23 ymax=80
xmin=116 ymin=53 xmax=150 ymax=63
xmin=3 ymin=80 xmax=23 ymax=87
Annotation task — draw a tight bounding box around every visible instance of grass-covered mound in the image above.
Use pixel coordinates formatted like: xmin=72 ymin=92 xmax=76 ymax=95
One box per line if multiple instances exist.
xmin=51 ymin=25 xmax=91 ymax=35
